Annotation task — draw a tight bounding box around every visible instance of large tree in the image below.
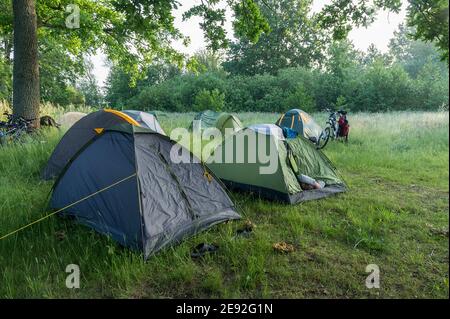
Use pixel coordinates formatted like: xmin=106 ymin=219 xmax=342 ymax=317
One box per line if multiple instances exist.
xmin=12 ymin=0 xmax=40 ymax=126
xmin=223 ymin=0 xmax=327 ymax=75
xmin=1 ymin=0 xmax=270 ymax=127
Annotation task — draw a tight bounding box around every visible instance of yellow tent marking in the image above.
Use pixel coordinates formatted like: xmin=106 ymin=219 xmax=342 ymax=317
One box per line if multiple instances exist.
xmin=300 ymin=112 xmax=311 ymax=124
xmin=204 ymin=170 xmax=213 ymax=183
xmin=290 ymin=115 xmax=295 ymax=129
xmin=94 ymin=128 xmax=104 ymax=134
xmin=277 ymin=114 xmax=285 ymax=125
xmin=104 ymin=109 xmax=141 ymax=127
xmin=0 ymin=173 xmax=137 ymax=241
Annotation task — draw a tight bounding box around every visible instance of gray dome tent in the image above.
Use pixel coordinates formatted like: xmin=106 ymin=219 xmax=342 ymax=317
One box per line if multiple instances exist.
xmin=50 ymin=124 xmax=240 ymax=258
xmin=42 ymin=109 xmax=165 ymax=180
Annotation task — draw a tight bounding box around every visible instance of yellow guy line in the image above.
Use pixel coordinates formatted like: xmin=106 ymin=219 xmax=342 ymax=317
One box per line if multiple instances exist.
xmin=0 ymin=173 xmax=137 ymax=241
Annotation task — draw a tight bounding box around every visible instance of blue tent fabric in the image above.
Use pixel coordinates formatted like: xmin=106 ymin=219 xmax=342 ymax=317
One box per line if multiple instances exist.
xmin=51 ymin=132 xmax=142 ymax=249
xmin=50 ymin=127 xmax=240 ymax=259
xmin=282 ymin=127 xmax=299 ymax=139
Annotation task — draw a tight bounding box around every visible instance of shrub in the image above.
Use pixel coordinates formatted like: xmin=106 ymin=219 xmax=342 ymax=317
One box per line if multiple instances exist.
xmin=107 ymin=60 xmax=449 ymax=113
xmin=193 ymin=89 xmax=225 ymax=112
xmin=284 ymin=84 xmax=315 ymax=113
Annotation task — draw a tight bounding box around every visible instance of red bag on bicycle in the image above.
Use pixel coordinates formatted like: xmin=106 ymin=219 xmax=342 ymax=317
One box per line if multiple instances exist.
xmin=338 ymin=114 xmax=349 ymax=138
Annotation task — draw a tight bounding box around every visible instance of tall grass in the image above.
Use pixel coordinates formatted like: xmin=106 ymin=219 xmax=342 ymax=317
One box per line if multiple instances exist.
xmin=0 ymin=103 xmax=448 ymax=298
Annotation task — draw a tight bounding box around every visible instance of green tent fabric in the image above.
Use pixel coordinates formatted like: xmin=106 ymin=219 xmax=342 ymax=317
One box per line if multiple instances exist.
xmin=206 ymin=124 xmax=345 ymax=203
xmin=190 ymin=110 xmax=243 ymax=137
xmin=276 ymin=109 xmax=323 ymax=143
xmin=215 ymin=113 xmax=243 ymax=136
xmin=190 ymin=110 xmax=220 ymax=131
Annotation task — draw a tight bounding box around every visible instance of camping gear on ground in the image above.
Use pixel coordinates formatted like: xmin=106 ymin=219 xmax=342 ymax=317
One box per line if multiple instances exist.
xmin=191 ymin=110 xmax=243 ymax=137
xmin=206 ymin=124 xmax=346 ymax=204
xmin=276 ymin=109 xmax=323 ymax=144
xmin=42 ymin=109 xmax=165 ymax=180
xmin=190 ymin=243 xmax=219 ymax=258
xmin=297 ymin=174 xmax=325 ymax=190
xmin=50 ymin=124 xmax=240 ymax=259
xmin=235 ymin=220 xmax=255 ymax=238
xmin=273 ymin=242 xmax=295 ymax=254
xmin=40 ymin=115 xmax=60 ymax=128
xmin=57 ymin=112 xmax=87 ymax=128
xmin=0 ymin=112 xmax=31 ymax=145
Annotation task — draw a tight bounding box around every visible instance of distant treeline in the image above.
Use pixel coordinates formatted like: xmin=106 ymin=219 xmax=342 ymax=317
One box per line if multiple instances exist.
xmin=106 ymin=38 xmax=449 ymax=113
xmin=111 ymin=63 xmax=448 ymax=113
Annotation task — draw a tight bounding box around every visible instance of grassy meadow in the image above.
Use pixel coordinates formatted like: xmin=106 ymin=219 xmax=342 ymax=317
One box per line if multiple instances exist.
xmin=0 ymin=104 xmax=448 ymax=298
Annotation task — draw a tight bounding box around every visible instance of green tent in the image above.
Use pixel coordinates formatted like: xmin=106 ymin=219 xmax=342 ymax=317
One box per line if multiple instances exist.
xmin=191 ymin=110 xmax=243 ymax=137
xmin=206 ymin=124 xmax=346 ymax=203
xmin=215 ymin=113 xmax=243 ymax=136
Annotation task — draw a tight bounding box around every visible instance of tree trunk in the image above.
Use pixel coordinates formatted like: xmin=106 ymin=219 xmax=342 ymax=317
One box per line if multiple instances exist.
xmin=12 ymin=0 xmax=40 ymax=128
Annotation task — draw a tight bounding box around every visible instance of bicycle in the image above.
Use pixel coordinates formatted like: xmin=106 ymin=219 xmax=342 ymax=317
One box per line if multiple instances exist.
xmin=316 ymin=109 xmax=339 ymax=149
xmin=0 ymin=112 xmax=32 ymax=145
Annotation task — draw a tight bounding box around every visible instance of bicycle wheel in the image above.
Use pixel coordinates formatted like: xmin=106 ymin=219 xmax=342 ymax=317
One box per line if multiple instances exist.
xmin=317 ymin=127 xmax=331 ymax=149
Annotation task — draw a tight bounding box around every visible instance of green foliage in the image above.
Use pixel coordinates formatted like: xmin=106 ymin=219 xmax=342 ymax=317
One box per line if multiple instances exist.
xmin=415 ymin=59 xmax=450 ymax=110
xmin=389 ymin=24 xmax=448 ymax=78
xmin=109 ymin=40 xmax=448 ymax=113
xmin=77 ymin=78 xmax=103 ymax=107
xmin=407 ymin=0 xmax=449 ymax=63
xmin=335 ymin=95 xmax=347 ymax=110
xmin=38 ymin=37 xmax=87 ymax=106
xmin=0 ymin=56 xmax=11 ymax=101
xmin=232 ymin=0 xmax=271 ymax=42
xmin=183 ymin=0 xmax=269 ymax=52
xmin=224 ymin=0 xmax=326 ymax=75
xmin=285 ymin=85 xmax=315 ymax=113
xmin=317 ymin=0 xmax=449 ymax=63
xmin=64 ymin=86 xmax=85 ymax=105
xmin=111 ymin=34 xmax=447 ymax=113
xmin=193 ymin=89 xmax=225 ymax=112
xmin=349 ymin=61 xmax=416 ymax=112
xmin=0 ymin=0 xmax=273 ymax=100
xmin=1 ymin=30 xmax=102 ymax=107
xmin=105 ymin=67 xmax=139 ymax=109
xmin=191 ymin=50 xmax=225 ymax=74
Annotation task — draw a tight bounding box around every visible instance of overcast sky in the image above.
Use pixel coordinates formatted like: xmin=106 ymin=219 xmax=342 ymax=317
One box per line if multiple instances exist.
xmin=91 ymin=0 xmax=407 ymax=87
